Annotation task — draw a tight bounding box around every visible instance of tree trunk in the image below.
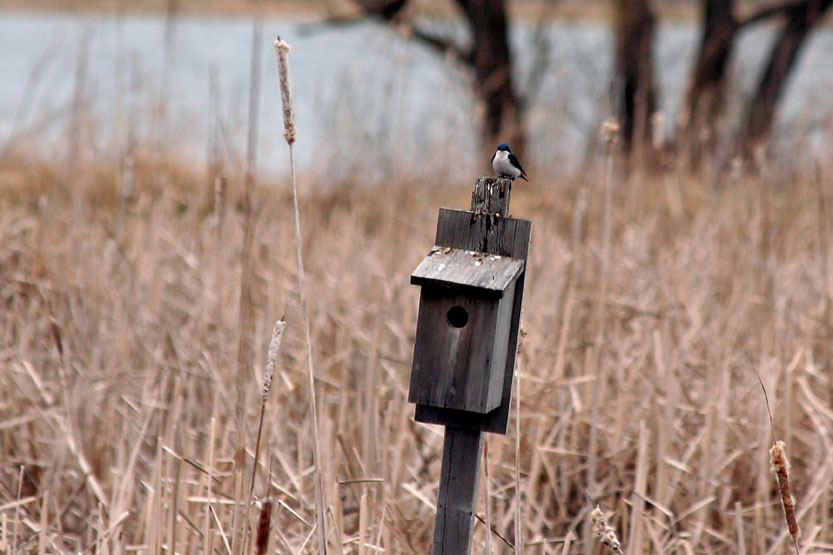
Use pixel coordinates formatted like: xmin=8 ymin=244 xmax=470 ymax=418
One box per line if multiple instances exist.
xmin=350 ymin=0 xmax=524 ymax=155
xmin=613 ymin=0 xmax=658 ymax=153
xmin=680 ymin=0 xmax=738 ymax=164
xmin=455 ymin=0 xmax=524 ymax=154
xmin=740 ymin=0 xmax=833 ymax=153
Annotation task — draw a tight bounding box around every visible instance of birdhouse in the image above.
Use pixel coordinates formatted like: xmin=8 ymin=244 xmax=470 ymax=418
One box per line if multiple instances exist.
xmin=409 ymin=246 xmax=525 ymax=414
xmin=405 ymin=177 xmax=531 ymax=555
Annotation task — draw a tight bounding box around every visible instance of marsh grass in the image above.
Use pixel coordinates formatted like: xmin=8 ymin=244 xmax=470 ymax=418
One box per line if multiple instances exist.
xmin=1 ymin=137 xmax=833 ymax=552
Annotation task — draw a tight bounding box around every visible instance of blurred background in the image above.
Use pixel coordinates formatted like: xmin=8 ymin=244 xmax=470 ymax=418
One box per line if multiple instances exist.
xmin=2 ymin=0 xmax=831 ymax=183
xmin=2 ymin=1 xmax=833 ymax=553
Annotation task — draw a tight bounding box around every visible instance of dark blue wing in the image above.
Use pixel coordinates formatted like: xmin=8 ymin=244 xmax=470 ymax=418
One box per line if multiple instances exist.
xmin=508 ymin=153 xmax=524 ymax=172
xmin=508 ymin=152 xmax=527 ymax=177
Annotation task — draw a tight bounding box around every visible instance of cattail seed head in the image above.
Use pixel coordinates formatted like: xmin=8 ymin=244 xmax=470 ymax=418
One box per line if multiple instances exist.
xmin=770 ymin=440 xmax=800 ymax=549
xmin=274 ymin=37 xmax=296 ymax=145
xmin=263 ymin=318 xmax=286 ymax=403
xmin=601 ymin=117 xmax=620 ymax=145
xmin=255 ymin=500 xmax=273 ymax=555
xmin=591 ymin=505 xmax=623 ymax=554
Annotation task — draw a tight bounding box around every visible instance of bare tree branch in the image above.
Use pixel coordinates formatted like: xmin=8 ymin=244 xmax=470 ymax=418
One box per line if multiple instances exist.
xmin=312 ymin=0 xmax=524 ymax=152
xmin=306 ymin=1 xmax=470 ymax=62
xmin=301 ymin=0 xmax=406 ymax=30
xmin=738 ymin=0 xmax=808 ymax=27
xmin=740 ymin=0 xmax=833 ymax=150
xmin=353 ymin=0 xmax=408 ymax=20
xmin=407 ymin=25 xmax=472 ymax=63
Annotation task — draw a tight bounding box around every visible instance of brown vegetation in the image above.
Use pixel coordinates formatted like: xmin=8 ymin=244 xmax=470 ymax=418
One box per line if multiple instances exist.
xmin=1 ymin=143 xmax=832 ymax=551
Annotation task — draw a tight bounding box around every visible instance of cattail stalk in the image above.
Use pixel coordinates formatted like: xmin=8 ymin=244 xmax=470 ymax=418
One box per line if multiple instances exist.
xmin=514 ymin=361 xmax=523 ymax=553
xmin=236 ymin=15 xmax=262 ymax=403
xmin=213 ymin=174 xmax=226 ymax=326
xmin=484 ymin=439 xmax=492 ymax=555
xmin=770 ymin=441 xmax=800 ymax=555
xmin=591 ymin=505 xmax=623 ymax=554
xmin=275 ymin=35 xmax=327 ymax=554
xmin=585 ymin=118 xmax=618 ymax=548
xmin=234 ymin=18 xmax=263 ymax=553
xmin=748 ymin=351 xmax=800 ymax=555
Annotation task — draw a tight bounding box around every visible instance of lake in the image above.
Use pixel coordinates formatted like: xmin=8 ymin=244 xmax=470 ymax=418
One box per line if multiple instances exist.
xmin=1 ymin=11 xmax=831 ymax=181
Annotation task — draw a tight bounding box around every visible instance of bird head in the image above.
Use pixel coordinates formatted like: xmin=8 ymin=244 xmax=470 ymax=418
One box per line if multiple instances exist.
xmin=496 ymin=143 xmax=511 ymax=152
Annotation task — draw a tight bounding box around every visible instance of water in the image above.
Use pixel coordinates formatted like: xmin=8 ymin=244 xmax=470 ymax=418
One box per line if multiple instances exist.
xmin=1 ymin=11 xmax=831 ymax=181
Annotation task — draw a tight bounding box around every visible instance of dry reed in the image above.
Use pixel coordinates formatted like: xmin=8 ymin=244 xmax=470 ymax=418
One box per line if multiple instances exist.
xmin=231 ymin=17 xmax=264 ymax=553
xmin=2 ymin=105 xmax=833 ymax=553
xmin=483 ymin=439 xmax=492 ymax=555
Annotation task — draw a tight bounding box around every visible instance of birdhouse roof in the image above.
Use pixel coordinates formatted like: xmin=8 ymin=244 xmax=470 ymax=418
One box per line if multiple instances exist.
xmin=410 ymin=246 xmax=524 ymax=298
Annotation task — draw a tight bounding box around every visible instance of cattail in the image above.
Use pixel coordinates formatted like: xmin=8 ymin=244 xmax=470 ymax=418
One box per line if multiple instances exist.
xmin=748 ymin=352 xmax=800 ymax=555
xmin=251 ymin=319 xmax=287 ymax=479
xmin=601 ymin=117 xmax=620 ymax=145
xmin=274 ymin=37 xmax=295 ymax=145
xmin=247 ymin=318 xmax=287 ymax=548
xmin=274 ymin=33 xmax=327 ymax=553
xmin=262 ymin=318 xmax=286 ymax=403
xmin=255 ymin=500 xmax=273 ymax=555
xmin=591 ymin=505 xmax=623 ymax=554
xmin=770 ymin=441 xmax=800 ymax=554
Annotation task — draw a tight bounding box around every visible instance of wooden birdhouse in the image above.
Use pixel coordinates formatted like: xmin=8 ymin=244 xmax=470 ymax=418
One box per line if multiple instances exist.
xmin=405 ymin=176 xmax=531 ymax=555
xmin=407 ymin=178 xmax=530 ymax=438
xmin=409 ymin=246 xmax=525 ymax=413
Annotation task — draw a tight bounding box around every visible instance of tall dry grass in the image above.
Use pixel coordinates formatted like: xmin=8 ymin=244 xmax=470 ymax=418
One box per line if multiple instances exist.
xmin=1 ymin=144 xmax=832 ymax=553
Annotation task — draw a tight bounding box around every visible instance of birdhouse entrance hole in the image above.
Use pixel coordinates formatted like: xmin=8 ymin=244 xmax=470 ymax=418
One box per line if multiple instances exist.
xmin=447 ymin=306 xmax=469 ymax=328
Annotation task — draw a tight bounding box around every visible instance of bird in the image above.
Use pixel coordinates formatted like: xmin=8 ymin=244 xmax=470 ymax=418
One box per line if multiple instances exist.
xmin=491 ymin=143 xmax=528 ymax=181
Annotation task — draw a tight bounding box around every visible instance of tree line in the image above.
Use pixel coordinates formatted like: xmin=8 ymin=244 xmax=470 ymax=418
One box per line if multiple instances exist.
xmin=346 ymin=0 xmax=832 ymax=167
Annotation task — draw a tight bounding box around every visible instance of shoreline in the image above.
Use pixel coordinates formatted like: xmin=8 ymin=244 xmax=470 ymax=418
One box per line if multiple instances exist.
xmin=0 ymin=0 xmax=700 ymax=22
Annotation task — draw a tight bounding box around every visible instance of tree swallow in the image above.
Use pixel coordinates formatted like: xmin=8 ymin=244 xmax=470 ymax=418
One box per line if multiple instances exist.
xmin=491 ymin=143 xmax=528 ymax=181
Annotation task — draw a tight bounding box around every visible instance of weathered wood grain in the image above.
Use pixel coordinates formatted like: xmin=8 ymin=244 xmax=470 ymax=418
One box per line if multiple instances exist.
xmin=471 ymin=176 xmax=512 ymax=215
xmin=435 ymin=208 xmax=532 ymax=259
xmin=410 ymin=246 xmax=524 ymax=298
xmin=431 ymin=426 xmax=483 ymax=555
xmin=409 ymin=281 xmax=517 ymax=413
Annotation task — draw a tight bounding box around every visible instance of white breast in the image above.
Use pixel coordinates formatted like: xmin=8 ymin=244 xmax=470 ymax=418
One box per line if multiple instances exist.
xmin=492 ymin=150 xmax=520 ymax=178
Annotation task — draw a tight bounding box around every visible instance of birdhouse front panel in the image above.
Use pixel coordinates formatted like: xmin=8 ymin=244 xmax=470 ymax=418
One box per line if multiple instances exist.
xmin=409 ymin=280 xmax=517 ymax=414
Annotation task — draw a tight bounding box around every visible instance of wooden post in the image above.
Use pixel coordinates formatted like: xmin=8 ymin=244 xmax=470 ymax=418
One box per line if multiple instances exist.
xmin=471 ymin=176 xmax=511 ymax=215
xmin=409 ymin=176 xmax=531 ymax=555
xmin=432 ymin=427 xmax=484 ymax=555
